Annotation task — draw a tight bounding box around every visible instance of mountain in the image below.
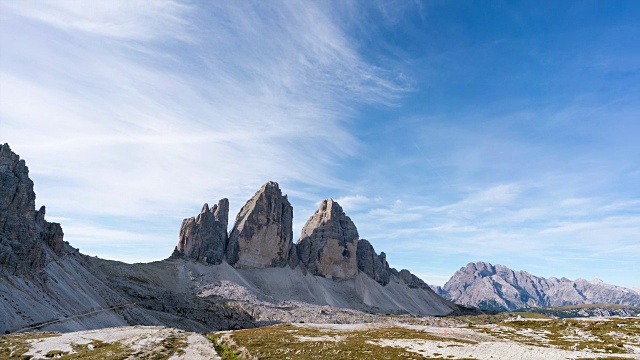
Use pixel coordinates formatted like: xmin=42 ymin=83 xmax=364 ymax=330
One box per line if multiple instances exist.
xmin=0 ymin=144 xmax=165 ymax=332
xmin=1 ymin=144 xmax=461 ymax=334
xmin=434 ymin=261 xmax=640 ymax=311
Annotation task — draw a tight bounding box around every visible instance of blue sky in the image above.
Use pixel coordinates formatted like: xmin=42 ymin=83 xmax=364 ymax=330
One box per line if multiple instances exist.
xmin=1 ymin=1 xmax=638 ymax=288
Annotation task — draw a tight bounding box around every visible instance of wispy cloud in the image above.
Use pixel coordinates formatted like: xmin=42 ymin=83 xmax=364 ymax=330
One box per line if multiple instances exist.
xmin=0 ymin=1 xmax=406 ymax=258
xmin=3 ymin=0 xmax=190 ymax=40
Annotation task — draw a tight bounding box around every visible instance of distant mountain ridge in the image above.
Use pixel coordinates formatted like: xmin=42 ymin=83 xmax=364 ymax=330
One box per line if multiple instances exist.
xmin=433 ymin=261 xmax=640 ymax=311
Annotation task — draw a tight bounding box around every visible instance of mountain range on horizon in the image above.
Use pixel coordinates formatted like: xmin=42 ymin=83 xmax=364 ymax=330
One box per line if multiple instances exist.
xmin=432 ymin=261 xmax=640 ymax=311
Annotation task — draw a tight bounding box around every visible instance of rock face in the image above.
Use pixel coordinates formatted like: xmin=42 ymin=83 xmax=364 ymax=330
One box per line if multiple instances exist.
xmin=173 ymin=199 xmax=229 ymax=265
xmin=356 ymin=239 xmax=390 ymax=285
xmin=439 ymin=261 xmax=640 ymax=311
xmin=392 ymin=268 xmax=430 ymax=289
xmin=0 ymin=144 xmax=64 ymax=275
xmin=297 ymin=199 xmax=359 ymax=279
xmin=226 ymin=181 xmax=293 ymax=268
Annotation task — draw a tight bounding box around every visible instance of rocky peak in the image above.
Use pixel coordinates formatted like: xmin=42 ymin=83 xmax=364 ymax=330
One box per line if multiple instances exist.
xmin=173 ymin=198 xmax=229 ymax=265
xmin=356 ymin=239 xmax=390 ymax=285
xmin=1 ymin=143 xmax=36 ymax=218
xmin=226 ymin=181 xmax=293 ymax=268
xmin=297 ymin=199 xmax=359 ymax=279
xmin=1 ymin=143 xmax=65 ymax=274
xmin=440 ymin=261 xmax=640 ymax=311
xmin=392 ymin=268 xmax=430 ymax=289
xmin=465 ymin=261 xmax=496 ymax=277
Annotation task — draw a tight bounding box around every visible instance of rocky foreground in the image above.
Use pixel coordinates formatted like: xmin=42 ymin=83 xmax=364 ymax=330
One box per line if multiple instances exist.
xmin=3 ymin=315 xmax=639 ymax=359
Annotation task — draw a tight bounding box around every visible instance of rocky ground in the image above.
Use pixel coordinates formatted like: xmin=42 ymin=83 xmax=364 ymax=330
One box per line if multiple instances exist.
xmin=6 ymin=313 xmax=636 ymax=359
xmin=210 ymin=315 xmax=640 ymax=359
xmin=0 ymin=326 xmax=220 ymax=359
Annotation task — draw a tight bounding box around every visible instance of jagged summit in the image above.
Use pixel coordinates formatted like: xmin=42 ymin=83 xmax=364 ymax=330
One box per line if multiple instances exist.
xmin=297 ymin=198 xmax=359 ymax=279
xmin=171 ymin=183 xmax=434 ymax=289
xmin=0 ymin=143 xmax=65 ymax=274
xmin=357 ymin=239 xmax=390 ymax=285
xmin=226 ymin=181 xmax=294 ymax=268
xmin=173 ymin=198 xmax=229 ymax=264
xmin=436 ymin=261 xmax=640 ymax=311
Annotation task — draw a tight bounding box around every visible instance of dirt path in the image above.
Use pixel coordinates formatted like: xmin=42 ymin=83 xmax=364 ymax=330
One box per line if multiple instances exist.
xmin=14 ymin=302 xmax=137 ymax=333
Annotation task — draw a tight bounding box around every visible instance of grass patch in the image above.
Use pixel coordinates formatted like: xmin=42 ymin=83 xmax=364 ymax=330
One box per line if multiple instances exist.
xmin=0 ymin=332 xmax=59 ymax=359
xmin=207 ymin=333 xmax=249 ymax=360
xmin=478 ymin=317 xmax=640 ymax=355
xmin=215 ymin=324 xmax=478 ymax=360
xmin=1 ymin=331 xmax=189 ymax=360
xmin=509 ymin=312 xmax=551 ymax=319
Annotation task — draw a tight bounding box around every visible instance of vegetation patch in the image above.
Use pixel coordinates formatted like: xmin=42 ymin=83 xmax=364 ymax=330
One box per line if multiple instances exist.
xmin=207 ymin=332 xmax=253 ymax=360
xmin=0 ymin=332 xmax=59 ymax=359
xmin=212 ymin=323 xmax=478 ymax=360
xmin=1 ymin=331 xmax=189 ymax=360
xmin=477 ymin=317 xmax=640 ymax=355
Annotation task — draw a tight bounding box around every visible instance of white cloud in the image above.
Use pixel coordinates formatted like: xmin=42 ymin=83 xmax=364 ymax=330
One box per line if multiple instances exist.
xmin=0 ymin=1 xmax=406 ymax=260
xmin=3 ymin=0 xmax=190 ymax=40
xmin=334 ymin=194 xmax=373 ymax=212
xmin=1 ymin=2 xmax=402 ymax=205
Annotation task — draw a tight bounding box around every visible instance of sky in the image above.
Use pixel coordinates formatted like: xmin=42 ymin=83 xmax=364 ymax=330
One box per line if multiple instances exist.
xmin=1 ymin=1 xmax=639 ymax=288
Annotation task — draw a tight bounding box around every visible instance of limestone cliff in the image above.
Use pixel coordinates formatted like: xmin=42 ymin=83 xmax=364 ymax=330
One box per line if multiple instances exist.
xmin=356 ymin=239 xmax=390 ymax=285
xmin=226 ymin=181 xmax=293 ymax=268
xmin=173 ymin=199 xmax=229 ymax=265
xmin=0 ymin=143 xmax=64 ymax=275
xmin=297 ymin=199 xmax=359 ymax=279
xmin=391 ymin=268 xmax=430 ymax=289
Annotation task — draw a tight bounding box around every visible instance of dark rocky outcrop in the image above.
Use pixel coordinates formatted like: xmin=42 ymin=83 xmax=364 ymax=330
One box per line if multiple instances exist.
xmin=356 ymin=239 xmax=390 ymax=285
xmin=391 ymin=268 xmax=430 ymax=289
xmin=0 ymin=144 xmax=64 ymax=275
xmin=172 ymin=199 xmax=229 ymax=265
xmin=438 ymin=261 xmax=640 ymax=311
xmin=226 ymin=181 xmax=293 ymax=268
xmin=297 ymin=199 xmax=359 ymax=279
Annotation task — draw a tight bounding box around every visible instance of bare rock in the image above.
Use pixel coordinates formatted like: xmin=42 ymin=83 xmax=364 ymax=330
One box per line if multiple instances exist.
xmin=0 ymin=143 xmax=64 ymax=274
xmin=226 ymin=181 xmax=293 ymax=268
xmin=356 ymin=239 xmax=390 ymax=285
xmin=439 ymin=261 xmax=640 ymax=311
xmin=36 ymin=205 xmax=65 ymax=256
xmin=173 ymin=199 xmax=229 ymax=265
xmin=287 ymin=243 xmax=299 ymax=269
xmin=297 ymin=199 xmax=358 ymax=279
xmin=390 ymin=268 xmax=430 ymax=289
